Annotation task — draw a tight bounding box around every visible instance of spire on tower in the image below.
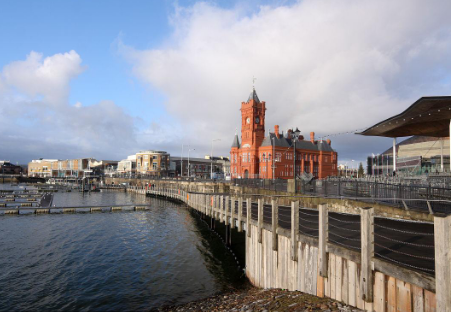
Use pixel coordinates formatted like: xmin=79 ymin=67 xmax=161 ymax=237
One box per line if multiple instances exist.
xmin=248 ymin=77 xmax=260 ymax=103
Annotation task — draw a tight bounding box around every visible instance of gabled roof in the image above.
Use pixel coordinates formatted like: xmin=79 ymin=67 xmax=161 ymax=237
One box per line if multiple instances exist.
xmin=231 ymin=134 xmax=241 ymax=148
xmin=247 ymin=88 xmax=260 ymax=103
xmin=261 ymin=133 xmax=290 ymax=147
xmin=260 ymin=133 xmax=335 ymax=152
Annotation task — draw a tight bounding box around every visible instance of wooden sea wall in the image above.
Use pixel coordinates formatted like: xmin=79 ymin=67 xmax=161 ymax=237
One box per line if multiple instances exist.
xmin=246 ymin=225 xmax=436 ymax=312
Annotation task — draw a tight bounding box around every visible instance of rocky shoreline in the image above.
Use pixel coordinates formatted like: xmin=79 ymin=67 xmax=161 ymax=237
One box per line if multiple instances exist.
xmin=157 ymin=287 xmax=364 ymax=312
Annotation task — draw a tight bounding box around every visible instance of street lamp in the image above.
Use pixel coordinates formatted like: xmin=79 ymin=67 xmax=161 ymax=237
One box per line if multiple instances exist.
xmin=188 ymin=147 xmax=195 ymax=178
xmin=211 ymin=139 xmax=221 ymax=179
xmin=181 ymin=144 xmax=185 ymax=177
xmin=272 ymin=137 xmax=276 ymax=180
xmin=351 ymin=160 xmax=355 ymax=178
xmin=291 ymin=128 xmax=301 ymax=192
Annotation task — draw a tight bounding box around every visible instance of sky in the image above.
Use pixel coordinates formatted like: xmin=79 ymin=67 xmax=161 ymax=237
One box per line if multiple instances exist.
xmin=1 ymin=0 xmax=451 ymax=166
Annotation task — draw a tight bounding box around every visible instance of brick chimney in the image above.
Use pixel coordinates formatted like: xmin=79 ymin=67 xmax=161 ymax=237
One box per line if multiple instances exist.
xmin=287 ymin=128 xmax=292 ymax=138
xmin=310 ymin=132 xmax=315 ymax=143
xmin=327 ymin=139 xmax=331 ymax=145
xmin=275 ymin=125 xmax=280 ymax=138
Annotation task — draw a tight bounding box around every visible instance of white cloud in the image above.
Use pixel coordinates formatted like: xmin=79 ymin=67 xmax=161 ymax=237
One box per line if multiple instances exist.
xmin=0 ymin=51 xmax=139 ymax=163
xmin=2 ymin=51 xmax=85 ymax=107
xmin=122 ymin=0 xmax=451 ymax=161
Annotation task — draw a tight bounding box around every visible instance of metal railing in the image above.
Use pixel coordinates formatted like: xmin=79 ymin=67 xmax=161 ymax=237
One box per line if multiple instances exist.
xmin=300 ymin=179 xmax=451 ymax=214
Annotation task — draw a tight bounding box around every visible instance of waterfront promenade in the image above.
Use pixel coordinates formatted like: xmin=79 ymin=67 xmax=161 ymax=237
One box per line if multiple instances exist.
xmin=133 ymin=180 xmax=441 ymax=312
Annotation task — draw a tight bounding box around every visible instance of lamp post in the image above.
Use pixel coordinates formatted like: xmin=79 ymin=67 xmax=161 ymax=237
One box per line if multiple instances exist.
xmin=291 ymin=128 xmax=301 ymax=193
xmin=188 ymin=147 xmax=195 ymax=178
xmin=351 ymin=160 xmax=355 ymax=178
xmin=371 ymin=153 xmax=375 ymax=177
xmin=181 ymin=144 xmax=184 ymax=178
xmin=210 ymin=139 xmax=220 ymax=179
xmin=272 ymin=137 xmax=275 ymax=180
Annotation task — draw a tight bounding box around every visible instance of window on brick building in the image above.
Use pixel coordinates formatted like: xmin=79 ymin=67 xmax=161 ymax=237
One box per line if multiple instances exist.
xmin=248 ymin=154 xmax=251 ymax=162
xmin=276 ymin=153 xmax=281 ymax=162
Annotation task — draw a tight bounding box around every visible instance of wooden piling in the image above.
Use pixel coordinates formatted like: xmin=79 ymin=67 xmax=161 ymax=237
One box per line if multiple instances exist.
xmin=258 ymin=198 xmax=263 ymax=243
xmin=238 ymin=197 xmax=243 ymax=232
xmin=319 ymin=203 xmax=328 ymax=277
xmin=271 ymin=198 xmax=278 ymax=251
xmin=435 ymin=213 xmax=451 ymax=312
xmin=360 ymin=207 xmax=374 ymax=302
xmin=246 ymin=198 xmax=251 ymax=237
xmin=291 ymin=200 xmax=299 ymax=261
xmin=230 ymin=197 xmax=235 ymax=229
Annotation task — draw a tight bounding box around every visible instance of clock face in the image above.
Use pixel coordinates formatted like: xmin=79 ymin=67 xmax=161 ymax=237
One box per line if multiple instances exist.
xmin=255 ymin=117 xmax=260 ymax=123
xmin=246 ymin=117 xmax=250 ymax=124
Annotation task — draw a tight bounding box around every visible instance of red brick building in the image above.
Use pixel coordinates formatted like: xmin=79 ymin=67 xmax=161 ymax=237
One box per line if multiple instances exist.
xmin=230 ymin=88 xmax=338 ymax=179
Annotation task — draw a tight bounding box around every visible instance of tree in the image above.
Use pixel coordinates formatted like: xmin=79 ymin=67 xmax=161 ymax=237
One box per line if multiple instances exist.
xmin=358 ymin=162 xmax=364 ymax=178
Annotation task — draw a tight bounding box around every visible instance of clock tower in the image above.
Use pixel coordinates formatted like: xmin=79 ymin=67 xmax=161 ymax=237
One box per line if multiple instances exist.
xmin=240 ymin=88 xmax=266 ymax=148
xmin=237 ymin=87 xmax=266 ymax=178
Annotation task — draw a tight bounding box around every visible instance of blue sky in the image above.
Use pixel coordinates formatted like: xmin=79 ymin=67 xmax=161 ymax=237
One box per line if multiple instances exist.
xmin=0 ymin=0 xmax=174 ymax=124
xmin=1 ymin=0 xmax=450 ymax=164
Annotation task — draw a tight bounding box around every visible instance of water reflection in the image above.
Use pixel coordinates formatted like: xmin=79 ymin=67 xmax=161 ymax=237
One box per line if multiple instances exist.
xmin=0 ymin=187 xmax=246 ymax=311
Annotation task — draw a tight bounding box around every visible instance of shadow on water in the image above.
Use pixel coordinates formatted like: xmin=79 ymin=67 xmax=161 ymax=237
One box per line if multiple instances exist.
xmin=185 ymin=208 xmax=250 ymax=292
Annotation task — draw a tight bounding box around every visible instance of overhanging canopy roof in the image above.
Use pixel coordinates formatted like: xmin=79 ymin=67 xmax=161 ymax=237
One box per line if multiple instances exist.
xmin=359 ymin=96 xmax=451 ymax=138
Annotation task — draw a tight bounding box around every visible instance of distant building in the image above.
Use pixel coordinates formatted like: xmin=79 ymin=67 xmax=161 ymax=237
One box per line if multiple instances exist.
xmin=367 ymin=136 xmax=450 ymax=176
xmin=117 ymin=155 xmax=137 ymax=175
xmin=0 ymin=161 xmax=23 ymax=175
xmin=230 ymin=88 xmax=338 ymax=179
xmin=28 ymin=158 xmax=118 ymax=178
xmin=136 ymin=150 xmax=170 ymax=176
xmin=169 ymin=156 xmax=230 ymax=178
xmin=28 ymin=159 xmax=59 ymax=177
xmin=90 ymin=160 xmax=119 ymax=176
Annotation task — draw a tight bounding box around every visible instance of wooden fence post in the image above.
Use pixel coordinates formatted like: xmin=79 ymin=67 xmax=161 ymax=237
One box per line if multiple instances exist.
xmin=291 ymin=201 xmax=299 ymax=261
xmin=231 ymin=197 xmax=236 ymax=229
xmin=435 ymin=213 xmax=451 ymax=311
xmin=246 ymin=198 xmax=251 ymax=237
xmin=319 ymin=203 xmax=328 ymax=277
xmin=238 ymin=197 xmax=243 ymax=232
xmin=213 ymin=195 xmax=219 ymax=220
xmin=220 ymin=195 xmax=224 ymax=223
xmin=258 ymin=198 xmax=263 ymax=243
xmin=271 ymin=198 xmax=278 ymax=251
xmin=360 ymin=207 xmax=374 ymax=302
xmin=225 ymin=196 xmax=229 ymax=226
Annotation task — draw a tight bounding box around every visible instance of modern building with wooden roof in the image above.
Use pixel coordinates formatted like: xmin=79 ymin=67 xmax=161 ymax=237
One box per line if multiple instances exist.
xmin=360 ymin=96 xmax=451 ymax=175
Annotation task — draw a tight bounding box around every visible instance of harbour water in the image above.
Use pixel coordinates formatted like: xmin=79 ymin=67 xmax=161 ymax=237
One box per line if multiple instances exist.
xmin=0 ymin=187 xmax=246 ymax=311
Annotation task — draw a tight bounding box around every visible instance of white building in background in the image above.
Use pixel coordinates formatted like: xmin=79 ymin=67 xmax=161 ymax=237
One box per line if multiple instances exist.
xmin=117 ymin=155 xmax=137 ymax=174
